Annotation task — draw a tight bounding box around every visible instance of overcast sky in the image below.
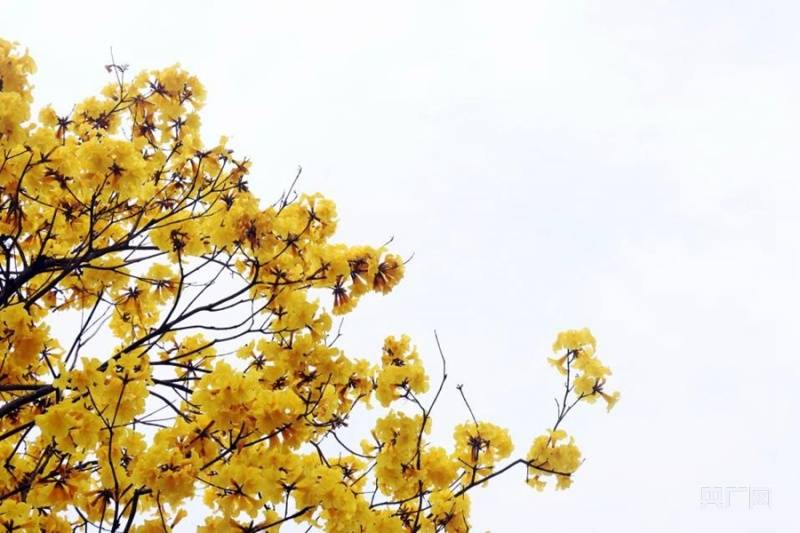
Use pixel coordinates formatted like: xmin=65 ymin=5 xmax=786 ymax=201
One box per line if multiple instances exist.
xmin=4 ymin=1 xmax=798 ymax=531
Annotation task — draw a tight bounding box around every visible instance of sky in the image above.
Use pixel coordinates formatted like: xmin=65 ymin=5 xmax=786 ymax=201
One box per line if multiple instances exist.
xmin=3 ymin=1 xmax=799 ymax=531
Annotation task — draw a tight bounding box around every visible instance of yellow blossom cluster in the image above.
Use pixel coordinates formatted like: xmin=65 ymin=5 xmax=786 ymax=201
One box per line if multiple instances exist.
xmin=376 ymin=334 xmax=429 ymax=407
xmin=526 ymin=430 xmax=581 ymax=491
xmin=549 ymin=327 xmax=620 ymax=411
xmin=453 ymin=421 xmax=514 ymax=475
xmin=0 ymin=38 xmax=618 ymax=532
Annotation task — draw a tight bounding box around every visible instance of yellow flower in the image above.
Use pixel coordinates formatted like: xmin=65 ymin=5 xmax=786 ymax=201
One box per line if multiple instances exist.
xmin=525 ymin=429 xmax=582 ymax=491
xmin=453 ymin=421 xmax=513 ymax=471
xmin=375 ymin=335 xmax=429 ymax=406
xmin=373 ymin=254 xmax=404 ymax=294
xmin=547 ymin=353 xmax=569 ymax=375
xmin=600 ymin=390 xmax=621 ymax=412
xmin=552 ymin=328 xmax=596 ymax=353
xmin=422 ymin=447 xmax=459 ymax=490
xmin=0 ymin=500 xmax=39 ymax=531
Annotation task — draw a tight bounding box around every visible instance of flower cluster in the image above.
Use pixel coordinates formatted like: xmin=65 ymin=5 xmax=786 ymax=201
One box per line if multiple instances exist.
xmin=549 ymin=328 xmax=620 ymax=412
xmin=375 ymin=335 xmax=429 ymax=407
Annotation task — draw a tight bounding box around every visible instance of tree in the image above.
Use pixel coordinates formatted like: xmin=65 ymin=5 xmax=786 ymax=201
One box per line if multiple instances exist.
xmin=0 ymin=38 xmax=619 ymax=532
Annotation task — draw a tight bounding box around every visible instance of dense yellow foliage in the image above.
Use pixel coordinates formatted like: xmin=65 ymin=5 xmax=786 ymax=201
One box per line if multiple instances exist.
xmin=0 ymin=39 xmax=618 ymax=531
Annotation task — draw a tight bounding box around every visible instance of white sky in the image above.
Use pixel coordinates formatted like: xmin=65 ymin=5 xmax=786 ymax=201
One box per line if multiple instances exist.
xmin=4 ymin=1 xmax=799 ymax=531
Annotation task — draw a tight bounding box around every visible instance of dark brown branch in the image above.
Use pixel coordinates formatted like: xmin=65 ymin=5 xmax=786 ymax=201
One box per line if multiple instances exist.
xmin=0 ymin=385 xmax=55 ymax=419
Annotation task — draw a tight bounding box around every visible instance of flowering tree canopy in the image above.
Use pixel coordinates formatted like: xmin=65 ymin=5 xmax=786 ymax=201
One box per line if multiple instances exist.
xmin=0 ymin=39 xmax=619 ymax=532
